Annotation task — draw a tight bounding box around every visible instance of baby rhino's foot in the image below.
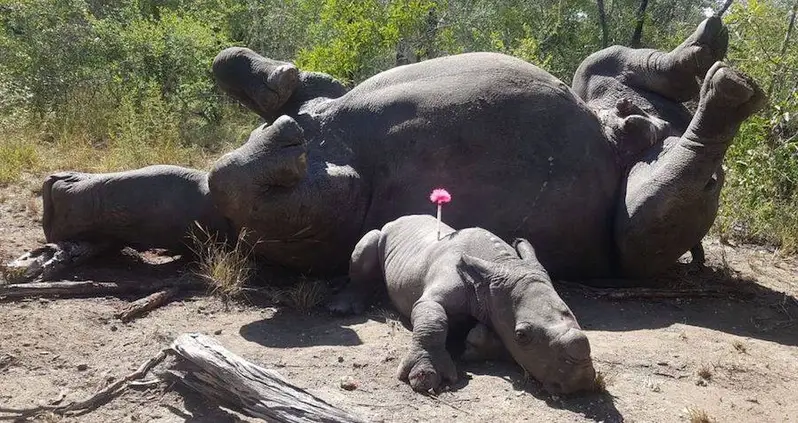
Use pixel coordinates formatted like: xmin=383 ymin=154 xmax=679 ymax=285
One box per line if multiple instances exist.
xmin=397 ymin=346 xmax=458 ymax=393
xmin=689 ymin=62 xmax=766 ymax=141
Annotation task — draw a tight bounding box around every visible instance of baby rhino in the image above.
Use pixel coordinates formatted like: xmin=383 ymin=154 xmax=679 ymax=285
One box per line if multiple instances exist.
xmin=329 ymin=215 xmax=596 ymax=394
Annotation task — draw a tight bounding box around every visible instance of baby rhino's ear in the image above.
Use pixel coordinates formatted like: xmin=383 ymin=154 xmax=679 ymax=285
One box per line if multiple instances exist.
xmin=512 ymin=238 xmax=538 ymax=262
xmin=457 ymin=254 xmax=505 ymax=289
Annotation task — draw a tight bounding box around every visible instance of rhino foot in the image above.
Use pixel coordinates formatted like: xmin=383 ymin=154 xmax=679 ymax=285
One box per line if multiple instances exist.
xmin=397 ymin=346 xmax=458 ymax=393
xmin=3 ymin=242 xmax=107 ymax=284
xmin=688 ymin=62 xmax=766 ymax=141
xmin=669 ymin=16 xmax=729 ymax=80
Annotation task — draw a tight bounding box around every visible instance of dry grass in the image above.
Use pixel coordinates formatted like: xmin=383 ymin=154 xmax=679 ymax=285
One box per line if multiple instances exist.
xmin=685 ymin=407 xmax=714 ymax=423
xmin=190 ymin=224 xmax=255 ymax=306
xmin=25 ymin=196 xmax=39 ymax=219
xmin=733 ymin=340 xmax=748 ymax=354
xmin=593 ymin=370 xmax=614 ymax=392
xmin=266 ymin=276 xmax=328 ymax=312
xmin=697 ymin=365 xmax=713 ymax=380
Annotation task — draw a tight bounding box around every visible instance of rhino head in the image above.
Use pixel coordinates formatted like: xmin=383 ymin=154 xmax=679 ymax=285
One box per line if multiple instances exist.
xmin=457 ymin=251 xmax=596 ymax=394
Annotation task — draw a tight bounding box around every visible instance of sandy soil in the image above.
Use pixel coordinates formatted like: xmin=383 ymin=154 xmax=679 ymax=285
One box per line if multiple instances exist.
xmin=1 ymin=182 xmax=797 ymax=423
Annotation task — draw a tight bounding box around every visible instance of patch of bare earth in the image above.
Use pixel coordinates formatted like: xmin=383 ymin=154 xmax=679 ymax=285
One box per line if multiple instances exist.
xmin=1 ymin=183 xmax=797 ymax=422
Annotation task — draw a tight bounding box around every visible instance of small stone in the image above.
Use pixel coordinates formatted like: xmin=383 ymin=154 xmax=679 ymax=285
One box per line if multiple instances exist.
xmin=340 ymin=376 xmax=358 ymax=391
xmin=77 ymin=363 xmax=88 ymax=371
xmin=695 ymin=378 xmax=707 ymax=387
xmin=214 ymin=329 xmax=222 ymax=335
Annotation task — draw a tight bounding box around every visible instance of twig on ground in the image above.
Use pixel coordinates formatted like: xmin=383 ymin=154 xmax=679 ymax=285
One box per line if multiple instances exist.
xmin=0 ymin=350 xmax=167 ymax=417
xmin=424 ymin=392 xmax=471 ymax=415
xmin=115 ymin=287 xmax=180 ymax=323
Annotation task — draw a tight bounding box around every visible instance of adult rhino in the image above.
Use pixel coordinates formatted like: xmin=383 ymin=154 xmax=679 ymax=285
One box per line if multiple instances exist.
xmin=20 ymin=17 xmax=763 ymax=286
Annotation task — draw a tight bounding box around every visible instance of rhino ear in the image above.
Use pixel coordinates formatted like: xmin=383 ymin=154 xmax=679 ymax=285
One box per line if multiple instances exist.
xmin=512 ymin=238 xmax=538 ymax=263
xmin=457 ymin=254 xmax=505 ymax=290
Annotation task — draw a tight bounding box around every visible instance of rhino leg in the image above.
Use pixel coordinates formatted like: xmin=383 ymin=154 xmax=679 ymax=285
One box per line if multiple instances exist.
xmin=212 ymin=47 xmax=301 ymax=121
xmin=574 ymin=16 xmax=728 ymax=103
xmin=615 ymin=63 xmax=765 ymax=278
xmin=398 ymin=300 xmax=459 ymax=393
xmin=326 ymin=229 xmax=382 ymax=315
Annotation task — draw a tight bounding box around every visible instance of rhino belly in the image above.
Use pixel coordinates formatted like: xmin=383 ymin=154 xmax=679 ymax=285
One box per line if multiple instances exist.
xmin=327 ymin=53 xmax=622 ymax=279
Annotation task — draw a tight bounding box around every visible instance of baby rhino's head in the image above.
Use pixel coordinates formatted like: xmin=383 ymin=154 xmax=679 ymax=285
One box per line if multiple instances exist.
xmin=457 ymin=250 xmax=596 ymax=394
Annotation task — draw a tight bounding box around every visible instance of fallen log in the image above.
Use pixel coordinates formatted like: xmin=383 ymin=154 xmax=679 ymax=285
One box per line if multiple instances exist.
xmin=556 ymin=282 xmax=753 ymax=301
xmin=115 ymin=287 xmax=180 ymax=322
xmin=0 ymin=334 xmax=366 ymax=423
xmin=0 ymin=277 xmax=202 ymax=301
xmin=166 ymin=333 xmax=366 ymax=423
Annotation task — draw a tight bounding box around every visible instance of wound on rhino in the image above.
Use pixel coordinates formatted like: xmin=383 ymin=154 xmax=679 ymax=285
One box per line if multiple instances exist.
xmin=329 ymin=215 xmax=597 ymax=394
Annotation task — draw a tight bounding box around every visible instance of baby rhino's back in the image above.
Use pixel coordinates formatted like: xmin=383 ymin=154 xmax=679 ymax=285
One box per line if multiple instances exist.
xmin=378 ymin=215 xmax=519 ymax=315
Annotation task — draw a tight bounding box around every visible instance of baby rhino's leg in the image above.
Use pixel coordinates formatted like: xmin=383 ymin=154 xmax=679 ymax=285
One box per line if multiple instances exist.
xmin=398 ymin=299 xmax=458 ymax=393
xmin=326 ymin=229 xmax=382 ymax=315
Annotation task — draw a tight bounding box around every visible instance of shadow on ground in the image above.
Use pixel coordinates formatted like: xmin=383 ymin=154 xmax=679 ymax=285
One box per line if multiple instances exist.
xmin=559 ymin=263 xmax=798 ymax=347
xmin=461 ymin=359 xmax=623 ymax=423
xmin=239 ymin=308 xmax=366 ymax=348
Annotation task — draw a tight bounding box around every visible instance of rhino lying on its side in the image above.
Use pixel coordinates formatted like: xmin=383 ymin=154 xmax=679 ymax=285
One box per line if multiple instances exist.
xmin=15 ymin=17 xmax=763 ymax=287
xmin=333 ymin=215 xmax=596 ymax=394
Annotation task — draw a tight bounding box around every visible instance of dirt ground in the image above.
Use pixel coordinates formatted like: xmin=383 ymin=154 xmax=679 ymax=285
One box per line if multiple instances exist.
xmin=1 ymin=182 xmax=797 ymax=423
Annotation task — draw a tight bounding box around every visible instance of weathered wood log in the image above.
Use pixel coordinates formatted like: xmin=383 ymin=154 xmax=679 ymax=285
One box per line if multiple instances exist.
xmin=115 ymin=287 xmax=180 ymax=322
xmin=2 ymin=242 xmax=108 ymax=284
xmin=0 ymin=334 xmax=365 ymax=422
xmin=0 ymin=278 xmax=200 ymax=300
xmin=166 ymin=333 xmax=366 ymax=423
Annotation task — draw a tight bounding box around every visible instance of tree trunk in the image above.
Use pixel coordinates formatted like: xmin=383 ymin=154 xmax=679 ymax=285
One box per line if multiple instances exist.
xmin=597 ymin=0 xmax=609 ymax=48
xmin=767 ymin=0 xmax=798 ymax=96
xmin=717 ymin=0 xmax=735 ymax=16
xmin=630 ymin=0 xmax=650 ymax=48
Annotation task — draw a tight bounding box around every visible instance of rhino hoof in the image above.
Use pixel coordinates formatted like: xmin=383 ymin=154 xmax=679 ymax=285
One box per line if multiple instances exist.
xmin=397 ymin=347 xmax=458 ymax=393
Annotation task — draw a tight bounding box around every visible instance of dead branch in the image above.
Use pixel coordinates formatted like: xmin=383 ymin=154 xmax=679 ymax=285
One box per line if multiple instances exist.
xmin=0 ymin=334 xmax=365 ymax=422
xmin=717 ymin=0 xmax=734 ymax=16
xmin=0 ymin=350 xmax=168 ymax=417
xmin=115 ymin=287 xmax=180 ymax=323
xmin=165 ymin=333 xmax=366 ymax=423
xmin=0 ymin=278 xmax=200 ymax=301
xmin=588 ymin=287 xmax=745 ymax=300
